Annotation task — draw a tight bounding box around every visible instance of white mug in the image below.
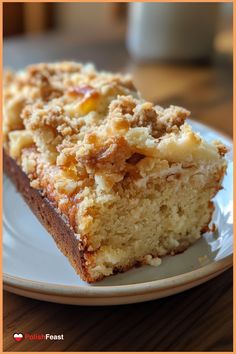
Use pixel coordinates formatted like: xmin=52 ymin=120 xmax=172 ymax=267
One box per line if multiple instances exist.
xmin=127 ymin=3 xmax=219 ymax=61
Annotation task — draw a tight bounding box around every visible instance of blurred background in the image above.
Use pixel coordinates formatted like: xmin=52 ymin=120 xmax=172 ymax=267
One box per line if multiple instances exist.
xmin=3 ymin=2 xmax=233 ymax=136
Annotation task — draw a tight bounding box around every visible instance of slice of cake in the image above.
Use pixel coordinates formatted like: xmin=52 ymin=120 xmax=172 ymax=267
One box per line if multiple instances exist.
xmin=3 ymin=62 xmax=227 ymax=282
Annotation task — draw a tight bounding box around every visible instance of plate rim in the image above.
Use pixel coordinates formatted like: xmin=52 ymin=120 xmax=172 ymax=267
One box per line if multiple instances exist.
xmin=3 ymin=119 xmax=233 ymax=299
xmin=3 ymin=255 xmax=233 ymax=298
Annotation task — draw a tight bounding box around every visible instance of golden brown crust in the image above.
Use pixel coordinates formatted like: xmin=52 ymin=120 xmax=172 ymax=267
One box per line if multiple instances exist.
xmin=3 ymin=150 xmax=93 ymax=282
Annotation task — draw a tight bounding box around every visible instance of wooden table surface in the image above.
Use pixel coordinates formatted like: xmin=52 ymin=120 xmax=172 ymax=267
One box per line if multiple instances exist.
xmin=3 ymin=33 xmax=233 ymax=352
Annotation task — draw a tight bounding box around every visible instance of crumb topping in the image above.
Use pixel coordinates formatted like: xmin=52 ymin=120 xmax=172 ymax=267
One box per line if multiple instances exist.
xmin=3 ymin=62 xmax=227 ymax=233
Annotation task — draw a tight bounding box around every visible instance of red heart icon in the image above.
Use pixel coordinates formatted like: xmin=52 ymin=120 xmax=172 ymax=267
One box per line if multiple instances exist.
xmin=13 ymin=333 xmax=24 ymax=342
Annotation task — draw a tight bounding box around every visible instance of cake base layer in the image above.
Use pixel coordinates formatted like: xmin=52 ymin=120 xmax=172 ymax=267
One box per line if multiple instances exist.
xmin=3 ymin=151 xmax=222 ymax=283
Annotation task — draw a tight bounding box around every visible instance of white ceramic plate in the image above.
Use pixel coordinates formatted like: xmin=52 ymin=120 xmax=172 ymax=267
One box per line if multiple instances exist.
xmin=3 ymin=120 xmax=233 ymax=305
